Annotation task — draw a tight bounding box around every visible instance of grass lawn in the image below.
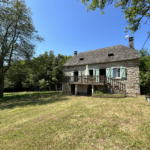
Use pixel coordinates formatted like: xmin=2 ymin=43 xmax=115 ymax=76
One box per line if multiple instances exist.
xmin=0 ymin=92 xmax=150 ymax=150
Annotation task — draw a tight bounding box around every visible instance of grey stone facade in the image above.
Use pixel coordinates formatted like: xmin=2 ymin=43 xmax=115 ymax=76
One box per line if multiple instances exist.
xmin=62 ymin=59 xmax=140 ymax=96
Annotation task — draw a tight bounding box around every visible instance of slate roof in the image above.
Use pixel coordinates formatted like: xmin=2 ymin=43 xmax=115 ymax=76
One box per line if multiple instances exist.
xmin=63 ymin=45 xmax=140 ymax=67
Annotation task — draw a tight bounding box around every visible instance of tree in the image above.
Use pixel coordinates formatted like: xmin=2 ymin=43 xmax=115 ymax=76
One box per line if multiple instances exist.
xmin=4 ymin=50 xmax=72 ymax=92
xmin=0 ymin=0 xmax=43 ymax=97
xmin=79 ymin=0 xmax=150 ymax=33
xmin=139 ymin=48 xmax=150 ymax=93
xmin=38 ymin=79 xmax=48 ymax=91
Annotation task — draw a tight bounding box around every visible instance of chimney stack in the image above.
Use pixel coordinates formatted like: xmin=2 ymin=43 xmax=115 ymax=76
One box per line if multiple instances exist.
xmin=129 ymin=37 xmax=134 ymax=49
xmin=74 ymin=51 xmax=77 ymax=56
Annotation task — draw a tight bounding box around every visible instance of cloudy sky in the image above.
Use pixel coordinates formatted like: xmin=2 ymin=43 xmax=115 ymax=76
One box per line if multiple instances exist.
xmin=25 ymin=0 xmax=150 ymax=57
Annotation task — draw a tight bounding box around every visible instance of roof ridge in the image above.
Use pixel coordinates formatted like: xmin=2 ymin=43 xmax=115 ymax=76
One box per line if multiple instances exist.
xmin=79 ymin=45 xmax=124 ymax=54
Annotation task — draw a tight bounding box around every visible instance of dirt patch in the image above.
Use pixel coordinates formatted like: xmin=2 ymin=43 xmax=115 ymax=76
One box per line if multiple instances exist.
xmin=98 ymin=138 xmax=107 ymax=144
xmin=53 ymin=117 xmax=59 ymax=120
xmin=84 ymin=118 xmax=100 ymax=124
xmin=13 ymin=127 xmax=20 ymax=130
xmin=120 ymin=121 xmax=129 ymax=127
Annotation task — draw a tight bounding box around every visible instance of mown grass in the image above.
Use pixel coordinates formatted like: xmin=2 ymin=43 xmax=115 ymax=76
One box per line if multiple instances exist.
xmin=3 ymin=91 xmax=56 ymax=100
xmin=93 ymin=91 xmax=126 ymax=98
xmin=0 ymin=92 xmax=150 ymax=150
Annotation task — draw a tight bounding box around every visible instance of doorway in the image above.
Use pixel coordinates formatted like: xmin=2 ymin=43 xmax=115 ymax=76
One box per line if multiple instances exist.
xmin=74 ymin=71 xmax=78 ymax=82
xmin=87 ymin=85 xmax=92 ymax=96
xmin=89 ymin=70 xmax=93 ymax=76
xmin=100 ymin=69 xmax=106 ymax=76
xmin=71 ymin=84 xmax=75 ymax=95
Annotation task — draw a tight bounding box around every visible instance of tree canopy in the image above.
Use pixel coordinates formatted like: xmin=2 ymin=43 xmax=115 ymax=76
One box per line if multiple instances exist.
xmin=4 ymin=51 xmax=72 ymax=92
xmin=139 ymin=48 xmax=150 ymax=93
xmin=80 ymin=0 xmax=150 ymax=33
xmin=0 ymin=0 xmax=43 ymax=97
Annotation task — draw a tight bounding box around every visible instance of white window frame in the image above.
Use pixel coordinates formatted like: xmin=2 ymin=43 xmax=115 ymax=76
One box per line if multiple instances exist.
xmin=111 ymin=66 xmax=121 ymax=79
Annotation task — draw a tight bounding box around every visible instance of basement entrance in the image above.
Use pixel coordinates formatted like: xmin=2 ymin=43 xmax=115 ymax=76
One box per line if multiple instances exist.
xmin=71 ymin=84 xmax=75 ymax=95
xmin=87 ymin=85 xmax=92 ymax=96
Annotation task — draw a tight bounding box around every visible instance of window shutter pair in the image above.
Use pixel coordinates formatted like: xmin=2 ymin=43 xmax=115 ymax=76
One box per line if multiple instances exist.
xmin=106 ymin=67 xmax=126 ymax=78
xmin=71 ymin=71 xmax=82 ymax=82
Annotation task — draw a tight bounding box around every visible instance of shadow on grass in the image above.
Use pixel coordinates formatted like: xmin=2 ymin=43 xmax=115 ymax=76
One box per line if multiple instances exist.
xmin=0 ymin=91 xmax=69 ymax=110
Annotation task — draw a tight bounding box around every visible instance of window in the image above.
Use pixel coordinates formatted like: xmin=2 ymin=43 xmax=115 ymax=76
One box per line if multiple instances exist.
xmin=108 ymin=53 xmax=114 ymax=56
xmin=113 ymin=68 xmax=120 ymax=78
xmin=80 ymin=58 xmax=84 ymax=60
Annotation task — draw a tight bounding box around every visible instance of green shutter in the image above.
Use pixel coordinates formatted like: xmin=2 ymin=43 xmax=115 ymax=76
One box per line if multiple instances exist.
xmin=106 ymin=68 xmax=110 ymax=83
xmin=71 ymin=71 xmax=74 ymax=82
xmin=78 ymin=71 xmax=81 ymax=82
xmin=93 ymin=69 xmax=95 ymax=77
xmin=121 ymin=67 xmax=126 ymax=78
xmin=110 ymin=68 xmax=113 ymax=78
xmin=96 ymin=69 xmax=99 ymax=82
xmin=106 ymin=68 xmax=110 ymax=77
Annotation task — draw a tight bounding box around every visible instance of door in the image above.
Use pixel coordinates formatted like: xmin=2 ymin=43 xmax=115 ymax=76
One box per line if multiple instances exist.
xmin=71 ymin=84 xmax=75 ymax=95
xmin=87 ymin=85 xmax=92 ymax=96
xmin=74 ymin=71 xmax=78 ymax=82
xmin=100 ymin=69 xmax=106 ymax=83
xmin=100 ymin=69 xmax=106 ymax=76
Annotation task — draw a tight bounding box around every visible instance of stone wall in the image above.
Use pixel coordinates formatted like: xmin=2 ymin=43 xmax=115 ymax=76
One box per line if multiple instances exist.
xmin=62 ymin=59 xmax=140 ymax=96
xmin=62 ymin=83 xmax=71 ymax=94
xmin=77 ymin=85 xmax=87 ymax=94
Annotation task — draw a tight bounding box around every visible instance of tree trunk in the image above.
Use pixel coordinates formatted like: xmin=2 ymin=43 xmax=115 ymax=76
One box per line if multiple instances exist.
xmin=0 ymin=76 xmax=4 ymax=98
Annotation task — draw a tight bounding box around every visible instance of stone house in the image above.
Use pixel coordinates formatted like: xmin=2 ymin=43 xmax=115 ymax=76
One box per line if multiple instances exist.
xmin=62 ymin=37 xmax=140 ymax=97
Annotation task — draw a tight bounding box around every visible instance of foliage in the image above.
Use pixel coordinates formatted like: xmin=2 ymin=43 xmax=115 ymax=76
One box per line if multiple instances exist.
xmin=4 ymin=50 xmax=72 ymax=91
xmin=79 ymin=0 xmax=150 ymax=33
xmin=139 ymin=48 xmax=150 ymax=93
xmin=0 ymin=0 xmax=43 ymax=97
xmin=139 ymin=49 xmax=150 ymax=93
xmin=38 ymin=79 xmax=48 ymax=90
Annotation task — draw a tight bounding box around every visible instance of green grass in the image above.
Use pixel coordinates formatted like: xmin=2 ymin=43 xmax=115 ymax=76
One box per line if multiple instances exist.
xmin=0 ymin=92 xmax=150 ymax=150
xmin=3 ymin=91 xmax=57 ymax=99
xmin=94 ymin=91 xmax=126 ymax=98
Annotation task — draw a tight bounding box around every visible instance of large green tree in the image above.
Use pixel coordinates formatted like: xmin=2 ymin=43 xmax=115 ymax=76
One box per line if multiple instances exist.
xmin=139 ymin=48 xmax=150 ymax=94
xmin=79 ymin=0 xmax=150 ymax=33
xmin=0 ymin=0 xmax=43 ymax=97
xmin=5 ymin=51 xmax=72 ymax=92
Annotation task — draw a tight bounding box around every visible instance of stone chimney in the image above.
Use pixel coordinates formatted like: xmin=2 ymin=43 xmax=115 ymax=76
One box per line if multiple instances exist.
xmin=74 ymin=51 xmax=77 ymax=56
xmin=129 ymin=37 xmax=134 ymax=49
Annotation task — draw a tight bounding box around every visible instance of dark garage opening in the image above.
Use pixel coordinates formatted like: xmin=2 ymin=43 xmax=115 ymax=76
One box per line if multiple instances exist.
xmin=71 ymin=84 xmax=75 ymax=95
xmin=87 ymin=85 xmax=92 ymax=96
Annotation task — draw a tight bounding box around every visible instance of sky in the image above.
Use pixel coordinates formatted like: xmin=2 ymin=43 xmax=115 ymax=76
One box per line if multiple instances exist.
xmin=25 ymin=0 xmax=150 ymax=58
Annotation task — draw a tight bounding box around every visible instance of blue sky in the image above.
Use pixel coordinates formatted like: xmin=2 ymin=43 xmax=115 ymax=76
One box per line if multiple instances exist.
xmin=25 ymin=0 xmax=150 ymax=57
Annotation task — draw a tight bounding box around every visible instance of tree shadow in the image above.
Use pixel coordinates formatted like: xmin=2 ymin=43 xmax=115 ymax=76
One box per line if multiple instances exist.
xmin=0 ymin=92 xmax=69 ymax=110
